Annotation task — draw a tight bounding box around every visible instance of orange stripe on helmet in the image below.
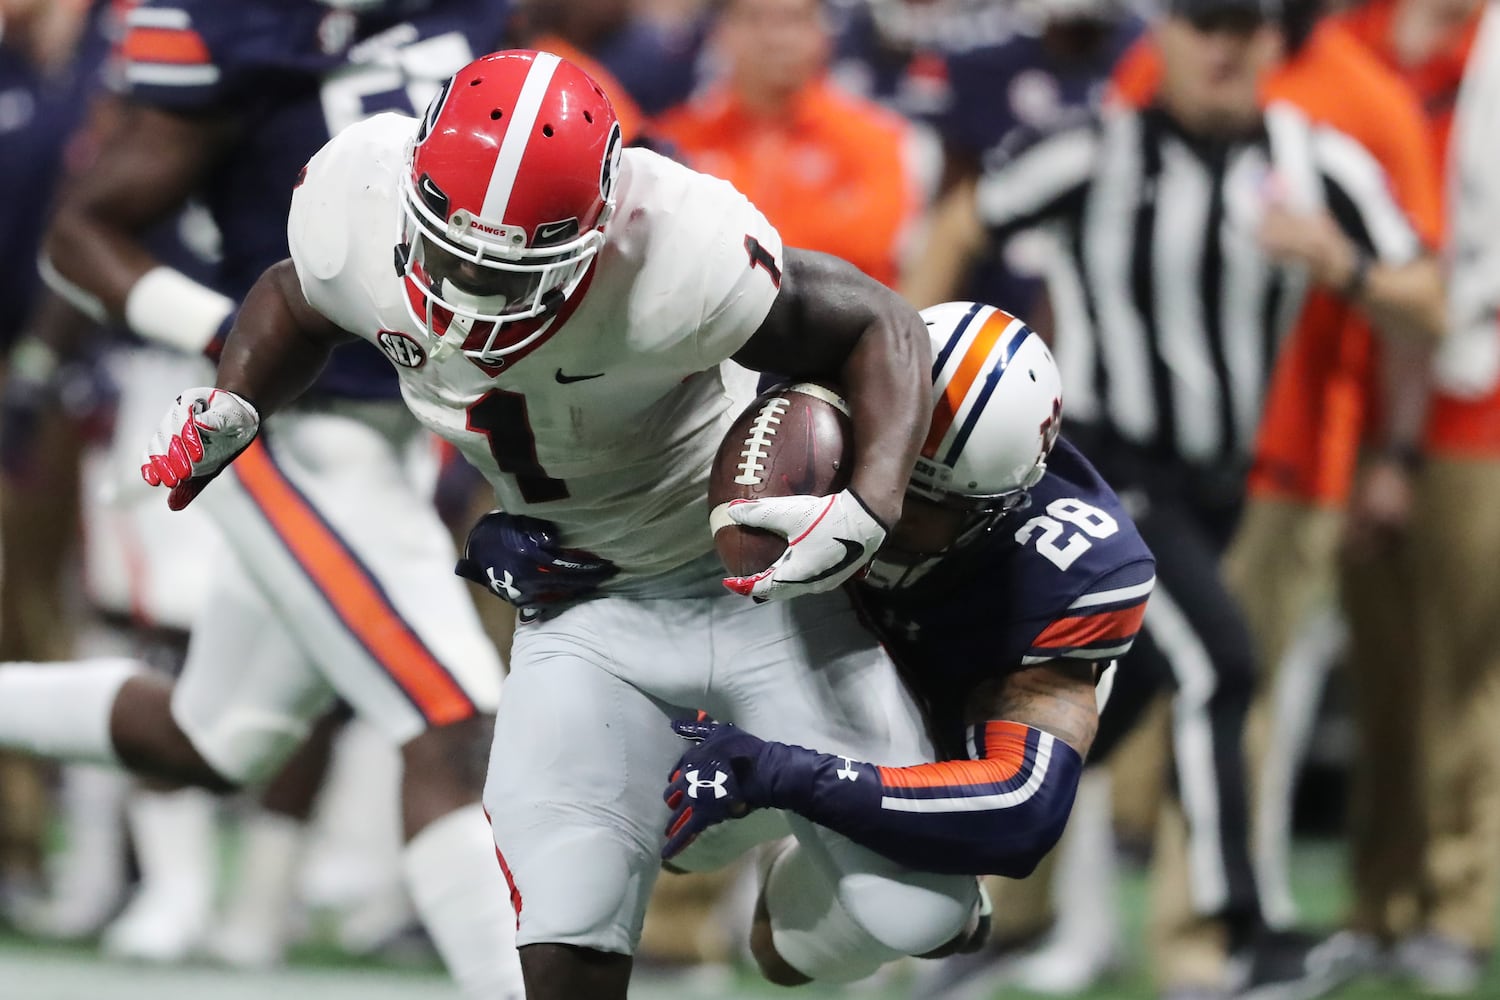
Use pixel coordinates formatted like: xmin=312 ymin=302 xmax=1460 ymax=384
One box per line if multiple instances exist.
xmin=234 ymin=442 xmax=475 ymax=727
xmin=921 ymin=309 xmax=1016 ymax=459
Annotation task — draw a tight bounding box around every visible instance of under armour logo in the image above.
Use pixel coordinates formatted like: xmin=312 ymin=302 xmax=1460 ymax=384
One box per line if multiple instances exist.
xmin=836 ymin=758 xmax=860 ymax=782
xmin=487 ymin=568 xmax=523 ymax=603
xmin=685 ymin=769 xmax=729 ymax=800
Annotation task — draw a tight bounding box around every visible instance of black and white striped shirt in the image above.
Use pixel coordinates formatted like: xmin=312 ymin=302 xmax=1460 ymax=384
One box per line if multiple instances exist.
xmin=976 ymin=102 xmax=1424 ymax=468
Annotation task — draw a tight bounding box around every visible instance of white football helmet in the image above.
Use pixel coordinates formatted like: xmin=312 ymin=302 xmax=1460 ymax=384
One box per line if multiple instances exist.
xmin=865 ymin=301 xmax=1064 ymax=590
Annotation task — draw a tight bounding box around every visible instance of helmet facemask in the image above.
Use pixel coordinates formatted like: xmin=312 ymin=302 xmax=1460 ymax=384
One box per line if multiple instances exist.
xmin=397 ymin=168 xmax=609 ymax=363
xmin=863 ymin=477 xmax=1037 ymax=592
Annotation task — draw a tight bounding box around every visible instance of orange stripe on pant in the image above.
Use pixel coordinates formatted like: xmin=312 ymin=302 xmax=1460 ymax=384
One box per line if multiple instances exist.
xmin=234 ymin=441 xmax=475 ymax=727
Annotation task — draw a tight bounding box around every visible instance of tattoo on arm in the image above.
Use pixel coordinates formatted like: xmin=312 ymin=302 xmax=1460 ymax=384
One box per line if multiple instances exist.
xmin=970 ymin=661 xmax=1100 ymax=759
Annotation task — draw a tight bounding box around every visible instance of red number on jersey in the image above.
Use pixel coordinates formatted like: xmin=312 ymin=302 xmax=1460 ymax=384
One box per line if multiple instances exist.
xmin=744 ymin=236 xmax=782 ymax=288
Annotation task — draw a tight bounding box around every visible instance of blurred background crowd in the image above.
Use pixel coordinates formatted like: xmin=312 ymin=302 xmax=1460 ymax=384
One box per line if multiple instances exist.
xmin=0 ymin=0 xmax=1497 ymax=998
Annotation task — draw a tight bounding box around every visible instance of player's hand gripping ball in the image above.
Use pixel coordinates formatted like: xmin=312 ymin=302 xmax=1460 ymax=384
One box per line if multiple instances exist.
xmin=709 ymin=381 xmax=883 ymax=600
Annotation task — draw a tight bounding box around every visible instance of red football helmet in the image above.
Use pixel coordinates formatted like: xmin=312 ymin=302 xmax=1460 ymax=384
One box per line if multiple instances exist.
xmin=398 ymin=50 xmax=623 ymax=363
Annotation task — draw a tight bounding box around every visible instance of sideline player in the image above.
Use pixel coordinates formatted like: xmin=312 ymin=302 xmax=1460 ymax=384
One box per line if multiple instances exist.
xmin=663 ymin=300 xmax=1151 ymax=884
xmin=134 ymin=48 xmax=984 ymax=1000
xmin=0 ymin=1 xmax=522 ymax=995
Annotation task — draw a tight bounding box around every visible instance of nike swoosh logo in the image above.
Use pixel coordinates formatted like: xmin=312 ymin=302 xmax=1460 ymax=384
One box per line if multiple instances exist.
xmin=537 ymin=221 xmax=576 ymax=241
xmin=789 ymin=538 xmax=868 ymax=585
xmin=555 ymin=369 xmax=605 ymax=384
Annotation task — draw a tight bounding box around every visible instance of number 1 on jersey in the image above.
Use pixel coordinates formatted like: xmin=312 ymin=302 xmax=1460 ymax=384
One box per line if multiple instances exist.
xmin=467 ymin=390 xmax=569 ymax=503
xmin=744 ymin=236 xmax=782 ymax=288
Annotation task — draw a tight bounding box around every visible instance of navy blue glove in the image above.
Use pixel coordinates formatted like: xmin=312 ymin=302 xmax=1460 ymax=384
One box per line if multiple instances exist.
xmin=662 ymin=717 xmax=775 ymax=860
xmin=455 ymin=511 xmax=618 ymax=611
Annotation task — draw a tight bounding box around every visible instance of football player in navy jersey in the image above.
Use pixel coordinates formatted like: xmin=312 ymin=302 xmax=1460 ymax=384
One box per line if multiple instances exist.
xmin=663 ymin=300 xmax=1153 ymax=942
xmin=0 ymin=1 xmax=524 ymax=995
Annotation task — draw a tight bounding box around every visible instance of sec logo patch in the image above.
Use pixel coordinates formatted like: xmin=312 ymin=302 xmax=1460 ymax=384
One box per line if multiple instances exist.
xmin=377 ymin=330 xmax=426 ymax=369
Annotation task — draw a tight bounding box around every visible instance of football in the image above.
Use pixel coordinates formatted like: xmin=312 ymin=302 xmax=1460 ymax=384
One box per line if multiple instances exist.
xmin=709 ymin=380 xmax=854 ymax=578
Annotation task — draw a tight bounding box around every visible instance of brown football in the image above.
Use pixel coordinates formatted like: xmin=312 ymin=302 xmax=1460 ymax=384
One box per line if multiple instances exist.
xmin=709 ymin=381 xmax=854 ymax=578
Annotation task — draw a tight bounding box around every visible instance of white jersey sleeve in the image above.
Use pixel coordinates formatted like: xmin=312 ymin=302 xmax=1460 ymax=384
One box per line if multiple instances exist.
xmin=287 ymin=112 xmax=417 ymax=332
xmin=609 ymin=150 xmax=785 ymax=369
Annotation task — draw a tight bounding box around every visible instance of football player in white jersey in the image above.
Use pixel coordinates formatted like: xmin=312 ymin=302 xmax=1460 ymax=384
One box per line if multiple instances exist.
xmin=133 ymin=48 xmax=985 ymax=998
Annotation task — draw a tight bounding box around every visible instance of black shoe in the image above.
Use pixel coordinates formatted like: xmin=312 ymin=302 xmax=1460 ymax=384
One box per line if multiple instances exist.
xmin=1227 ymin=929 xmax=1365 ymax=1000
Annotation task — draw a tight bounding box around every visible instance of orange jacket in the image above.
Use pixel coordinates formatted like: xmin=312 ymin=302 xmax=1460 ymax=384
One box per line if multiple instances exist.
xmin=1111 ymin=22 xmax=1442 ymax=502
xmin=654 ymin=77 xmax=924 ymax=288
xmin=1338 ymin=0 xmax=1496 ymax=457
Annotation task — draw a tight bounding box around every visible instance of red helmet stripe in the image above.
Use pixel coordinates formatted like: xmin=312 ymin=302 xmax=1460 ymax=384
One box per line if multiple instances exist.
xmin=480 ymin=51 xmax=562 ymax=222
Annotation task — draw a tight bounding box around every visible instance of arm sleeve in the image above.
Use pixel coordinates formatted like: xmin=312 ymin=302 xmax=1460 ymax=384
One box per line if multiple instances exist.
xmin=974 ymin=118 xmax=1099 ymax=241
xmin=755 ymin=720 xmax=1084 ymax=877
xmin=1314 ymin=125 xmax=1426 ymax=264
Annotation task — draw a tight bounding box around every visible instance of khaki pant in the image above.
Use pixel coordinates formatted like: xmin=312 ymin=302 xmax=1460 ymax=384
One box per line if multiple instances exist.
xmin=1150 ymin=497 xmax=1344 ymax=987
xmin=1410 ymin=456 xmax=1500 ymax=948
xmin=1338 ymin=496 xmax=1427 ymax=941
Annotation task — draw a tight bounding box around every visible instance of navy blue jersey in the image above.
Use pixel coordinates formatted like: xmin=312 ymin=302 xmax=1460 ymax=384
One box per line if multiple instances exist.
xmin=117 ymin=0 xmax=510 ymax=398
xmin=855 ymin=437 xmax=1155 ymax=757
xmin=0 ymin=4 xmax=111 ymax=348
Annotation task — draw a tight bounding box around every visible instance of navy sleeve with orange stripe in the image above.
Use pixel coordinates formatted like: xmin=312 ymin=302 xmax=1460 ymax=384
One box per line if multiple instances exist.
xmin=756 ymin=720 xmax=1083 ymax=877
xmin=1021 ymin=559 xmax=1154 ymax=665
xmin=116 ymin=2 xmax=231 ymax=108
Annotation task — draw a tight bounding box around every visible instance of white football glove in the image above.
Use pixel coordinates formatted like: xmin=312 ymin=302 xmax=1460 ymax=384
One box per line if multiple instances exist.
xmin=141 ymin=387 xmax=260 ymax=510
xmin=722 ymin=489 xmax=888 ymax=601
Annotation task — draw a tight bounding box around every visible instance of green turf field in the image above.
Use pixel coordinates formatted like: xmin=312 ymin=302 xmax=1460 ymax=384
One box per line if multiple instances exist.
xmin=3 ymin=841 xmax=1496 ymax=999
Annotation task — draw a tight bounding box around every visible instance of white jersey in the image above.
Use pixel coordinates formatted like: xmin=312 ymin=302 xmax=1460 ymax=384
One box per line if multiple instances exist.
xmin=288 ymin=113 xmax=784 ymax=588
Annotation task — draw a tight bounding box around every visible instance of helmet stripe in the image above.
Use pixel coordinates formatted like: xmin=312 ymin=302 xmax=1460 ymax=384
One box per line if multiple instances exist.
xmin=943 ymin=325 xmax=1033 ymax=467
xmin=480 ymin=51 xmax=562 ymax=222
xmin=931 ymin=300 xmax=984 ymax=380
xmin=921 ymin=308 xmax=1013 ymax=459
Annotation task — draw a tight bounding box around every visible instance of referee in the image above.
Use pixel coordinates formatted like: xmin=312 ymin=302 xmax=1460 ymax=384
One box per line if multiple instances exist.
xmin=969 ymin=0 xmax=1445 ymax=995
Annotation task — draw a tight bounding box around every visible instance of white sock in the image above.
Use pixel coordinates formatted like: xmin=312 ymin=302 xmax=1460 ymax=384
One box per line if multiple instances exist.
xmin=302 ymin=719 xmax=404 ymax=910
xmin=127 ymin=787 xmax=219 ymax=918
xmin=212 ymin=809 xmax=304 ymax=967
xmin=402 ymin=803 xmax=524 ymax=1000
xmin=54 ymin=765 xmax=131 ymax=895
xmin=0 ymin=660 xmax=142 ymax=764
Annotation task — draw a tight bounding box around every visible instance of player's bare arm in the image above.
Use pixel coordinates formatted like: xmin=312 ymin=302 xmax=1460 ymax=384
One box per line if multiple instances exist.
xmin=731 ymin=248 xmax=932 ymax=529
xmin=139 ymin=260 xmax=353 ymax=510
xmin=969 ymin=661 xmax=1100 ymax=760
xmin=44 ymin=102 xmax=236 ymax=322
xmin=214 ymin=259 xmax=355 ymax=417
